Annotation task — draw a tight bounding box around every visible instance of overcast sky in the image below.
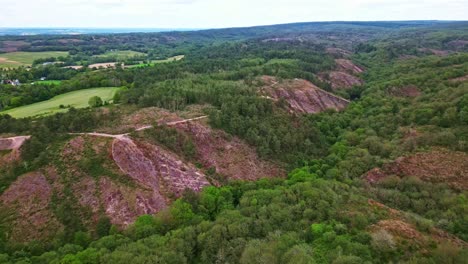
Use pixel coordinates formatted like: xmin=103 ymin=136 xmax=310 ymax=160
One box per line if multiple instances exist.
xmin=1 ymin=0 xmax=467 ymax=28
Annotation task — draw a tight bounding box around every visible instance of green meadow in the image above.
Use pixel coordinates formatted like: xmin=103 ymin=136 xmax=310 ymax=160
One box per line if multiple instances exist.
xmin=1 ymin=87 xmax=121 ymax=118
xmin=95 ymin=50 xmax=146 ymax=60
xmin=0 ymin=51 xmax=69 ymax=68
xmin=126 ymin=55 xmax=185 ymax=68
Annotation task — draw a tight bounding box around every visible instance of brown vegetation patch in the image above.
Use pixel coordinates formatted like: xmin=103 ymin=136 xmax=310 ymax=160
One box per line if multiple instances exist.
xmin=0 ymin=41 xmax=29 ymax=52
xmin=173 ymin=120 xmax=286 ymax=181
xmin=326 ymin=48 xmax=351 ymax=57
xmin=318 ymin=71 xmax=364 ymax=90
xmin=124 ymin=107 xmax=180 ymax=130
xmin=450 ymin=75 xmax=468 ymax=83
xmin=364 ymin=149 xmax=468 ymax=190
xmin=112 ymin=137 xmax=209 ymax=198
xmin=0 ymin=172 xmax=62 ymax=243
xmin=62 ymin=136 xmax=86 ymax=158
xmin=375 ymin=220 xmax=424 ymax=241
xmin=334 ymin=59 xmax=364 ymax=74
xmin=99 ymin=177 xmax=165 ymax=226
xmin=447 ymin=40 xmax=468 ymax=51
xmin=57 ymin=39 xmax=84 ymax=44
xmin=388 ymin=85 xmax=421 ymax=98
xmin=418 ymin=48 xmax=450 ymax=56
xmin=260 ymin=76 xmax=349 ymax=114
xmin=373 ymin=218 xmax=467 ymax=249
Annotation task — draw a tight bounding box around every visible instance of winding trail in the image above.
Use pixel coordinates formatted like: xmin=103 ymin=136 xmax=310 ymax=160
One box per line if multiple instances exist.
xmin=0 ymin=136 xmax=31 ymax=150
xmin=0 ymin=116 xmax=209 ymax=151
xmin=70 ymin=115 xmax=208 ymax=139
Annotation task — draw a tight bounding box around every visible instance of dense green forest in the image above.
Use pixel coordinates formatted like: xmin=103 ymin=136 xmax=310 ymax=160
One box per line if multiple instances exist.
xmin=0 ymin=21 xmax=467 ymax=263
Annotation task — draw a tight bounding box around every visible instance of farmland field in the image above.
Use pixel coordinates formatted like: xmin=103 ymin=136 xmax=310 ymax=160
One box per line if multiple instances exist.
xmin=1 ymin=87 xmax=121 ymax=118
xmin=96 ymin=50 xmax=146 ymax=60
xmin=0 ymin=51 xmax=69 ymax=68
xmin=35 ymin=80 xmax=62 ymax=85
xmin=126 ymin=55 xmax=185 ymax=68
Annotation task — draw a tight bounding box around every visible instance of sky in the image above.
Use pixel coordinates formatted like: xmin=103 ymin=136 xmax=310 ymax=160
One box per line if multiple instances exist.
xmin=0 ymin=0 xmax=467 ymax=28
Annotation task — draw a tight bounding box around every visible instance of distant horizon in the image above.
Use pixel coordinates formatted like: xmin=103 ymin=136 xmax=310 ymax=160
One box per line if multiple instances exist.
xmin=1 ymin=21 xmax=466 ymax=30
xmin=1 ymin=19 xmax=467 ymax=30
xmin=1 ymin=0 xmax=467 ymax=29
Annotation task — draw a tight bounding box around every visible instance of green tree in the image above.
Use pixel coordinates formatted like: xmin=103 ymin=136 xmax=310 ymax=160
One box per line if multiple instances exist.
xmin=88 ymin=96 xmax=103 ymax=107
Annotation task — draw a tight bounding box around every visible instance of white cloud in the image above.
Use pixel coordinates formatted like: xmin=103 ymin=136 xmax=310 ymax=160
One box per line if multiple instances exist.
xmin=0 ymin=0 xmax=466 ymax=28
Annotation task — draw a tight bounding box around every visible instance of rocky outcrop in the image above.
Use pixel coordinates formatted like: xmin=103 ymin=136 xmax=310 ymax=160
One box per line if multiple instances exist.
xmin=260 ymin=76 xmax=350 ymax=114
xmin=318 ymin=71 xmax=364 ymax=90
xmin=326 ymin=48 xmax=351 ymax=57
xmin=318 ymin=59 xmax=364 ymax=90
xmin=0 ymin=136 xmax=30 ymax=150
xmin=334 ymin=59 xmax=365 ymax=74
xmin=112 ymin=136 xmax=209 ymax=198
xmin=173 ymin=120 xmax=285 ymax=181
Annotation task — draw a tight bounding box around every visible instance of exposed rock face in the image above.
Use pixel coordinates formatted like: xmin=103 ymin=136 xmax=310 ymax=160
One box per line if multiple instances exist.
xmin=334 ymin=59 xmax=365 ymax=74
xmin=318 ymin=59 xmax=364 ymax=90
xmin=364 ymin=148 xmax=468 ymax=190
xmin=98 ymin=177 xmax=165 ymax=226
xmin=112 ymin=136 xmax=209 ymax=198
xmin=318 ymin=71 xmax=364 ymax=90
xmin=0 ymin=172 xmax=63 ymax=243
xmin=173 ymin=120 xmax=285 ymax=181
xmin=326 ymin=48 xmax=351 ymax=57
xmin=0 ymin=136 xmax=30 ymax=150
xmin=260 ymin=76 xmax=350 ymax=114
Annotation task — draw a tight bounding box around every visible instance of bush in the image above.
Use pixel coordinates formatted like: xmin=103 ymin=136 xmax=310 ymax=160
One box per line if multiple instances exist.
xmin=88 ymin=96 xmax=103 ymax=108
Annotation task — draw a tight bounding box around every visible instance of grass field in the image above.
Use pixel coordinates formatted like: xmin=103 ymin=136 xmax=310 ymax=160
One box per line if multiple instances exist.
xmin=96 ymin=50 xmax=146 ymax=60
xmin=35 ymin=80 xmax=62 ymax=85
xmin=1 ymin=87 xmax=121 ymax=118
xmin=127 ymin=55 xmax=185 ymax=68
xmin=0 ymin=51 xmax=69 ymax=68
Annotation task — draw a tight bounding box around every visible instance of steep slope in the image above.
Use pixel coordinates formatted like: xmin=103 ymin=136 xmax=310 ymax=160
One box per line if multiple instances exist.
xmin=0 ymin=171 xmax=63 ymax=243
xmin=0 ymin=136 xmax=30 ymax=168
xmin=318 ymin=59 xmax=365 ymax=90
xmin=112 ymin=136 xmax=210 ymax=198
xmin=259 ymin=76 xmax=350 ymax=114
xmin=171 ymin=119 xmax=285 ymax=180
xmin=364 ymin=148 xmax=468 ymax=190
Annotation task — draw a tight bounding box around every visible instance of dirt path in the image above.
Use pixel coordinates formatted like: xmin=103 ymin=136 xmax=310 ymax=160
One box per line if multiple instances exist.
xmin=0 ymin=116 xmax=209 ymax=150
xmin=71 ymin=116 xmax=208 ymax=139
xmin=0 ymin=136 xmax=31 ymax=150
xmin=69 ymin=132 xmax=128 ymax=139
xmin=165 ymin=116 xmax=208 ymax=126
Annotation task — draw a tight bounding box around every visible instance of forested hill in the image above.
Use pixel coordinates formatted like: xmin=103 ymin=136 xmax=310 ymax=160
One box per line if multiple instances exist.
xmin=0 ymin=21 xmax=467 ymax=263
xmin=1 ymin=21 xmax=467 ymax=54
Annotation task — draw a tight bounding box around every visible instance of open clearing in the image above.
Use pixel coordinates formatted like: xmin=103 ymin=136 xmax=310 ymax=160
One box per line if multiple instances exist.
xmin=96 ymin=50 xmax=146 ymax=60
xmin=0 ymin=51 xmax=69 ymax=68
xmin=126 ymin=55 xmax=185 ymax=68
xmin=35 ymin=80 xmax=62 ymax=85
xmin=1 ymin=87 xmax=121 ymax=118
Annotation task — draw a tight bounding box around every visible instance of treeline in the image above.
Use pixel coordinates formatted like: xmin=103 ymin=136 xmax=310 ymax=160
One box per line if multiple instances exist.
xmin=1 ymin=173 xmax=466 ymax=263
xmin=0 ymin=69 xmax=131 ymax=111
